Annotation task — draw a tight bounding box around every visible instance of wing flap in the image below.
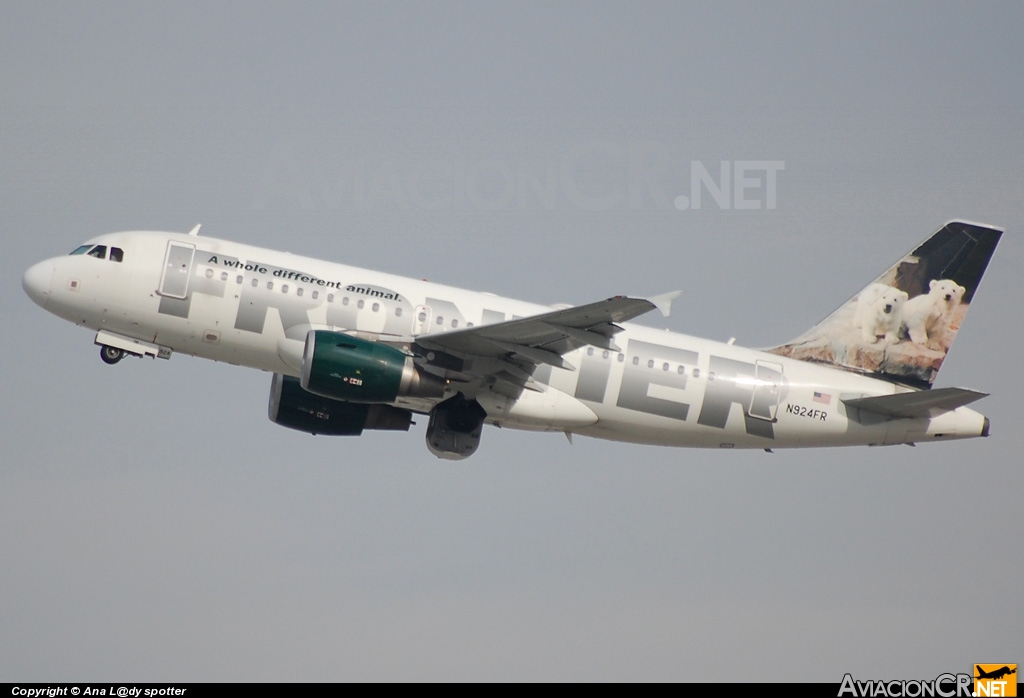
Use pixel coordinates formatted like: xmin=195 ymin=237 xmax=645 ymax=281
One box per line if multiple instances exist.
xmin=541 ymin=322 xmax=622 ymax=352
xmin=480 ymin=337 xmax=577 ymax=371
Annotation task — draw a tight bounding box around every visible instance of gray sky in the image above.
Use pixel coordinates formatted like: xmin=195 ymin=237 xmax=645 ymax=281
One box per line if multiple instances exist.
xmin=1 ymin=1 xmax=1021 ymax=682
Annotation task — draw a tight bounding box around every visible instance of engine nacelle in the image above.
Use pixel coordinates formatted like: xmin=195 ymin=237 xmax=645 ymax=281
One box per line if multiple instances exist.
xmin=269 ymin=373 xmax=413 ymax=436
xmin=425 ymin=394 xmax=487 ymax=460
xmin=301 ymin=330 xmax=445 ymax=403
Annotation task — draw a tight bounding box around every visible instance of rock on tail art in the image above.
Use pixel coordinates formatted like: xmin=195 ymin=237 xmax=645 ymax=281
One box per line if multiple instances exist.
xmin=767 ymin=221 xmax=1002 ymax=388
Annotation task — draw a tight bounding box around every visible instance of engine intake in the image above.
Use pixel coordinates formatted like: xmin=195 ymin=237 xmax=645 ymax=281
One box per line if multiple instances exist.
xmin=269 ymin=373 xmax=413 ymax=436
xmin=301 ymin=330 xmax=445 ymax=403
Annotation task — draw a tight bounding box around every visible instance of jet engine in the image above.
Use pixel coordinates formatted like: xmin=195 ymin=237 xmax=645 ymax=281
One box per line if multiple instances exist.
xmin=301 ymin=330 xmax=445 ymax=403
xmin=425 ymin=394 xmax=487 ymax=460
xmin=269 ymin=373 xmax=413 ymax=436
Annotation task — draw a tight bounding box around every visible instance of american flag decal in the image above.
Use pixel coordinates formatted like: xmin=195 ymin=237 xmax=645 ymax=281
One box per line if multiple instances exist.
xmin=813 ymin=391 xmax=832 ymax=404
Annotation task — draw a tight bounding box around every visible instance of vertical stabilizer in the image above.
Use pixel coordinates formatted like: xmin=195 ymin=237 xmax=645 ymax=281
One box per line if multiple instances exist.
xmin=767 ymin=221 xmax=1002 ymax=388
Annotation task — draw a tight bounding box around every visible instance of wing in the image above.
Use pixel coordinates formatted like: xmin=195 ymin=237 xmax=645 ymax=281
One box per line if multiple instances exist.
xmin=414 ymin=291 xmax=681 ymax=395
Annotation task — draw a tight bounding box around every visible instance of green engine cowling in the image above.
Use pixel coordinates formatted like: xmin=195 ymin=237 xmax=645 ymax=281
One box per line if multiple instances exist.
xmin=300 ymin=330 xmax=446 ymax=403
xmin=269 ymin=373 xmax=413 ymax=436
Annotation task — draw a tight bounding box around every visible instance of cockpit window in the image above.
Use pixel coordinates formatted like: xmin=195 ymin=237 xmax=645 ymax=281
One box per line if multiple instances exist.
xmin=110 ymin=247 xmax=124 ymax=263
xmin=87 ymin=245 xmax=107 ymax=259
xmin=70 ymin=245 xmax=92 ymax=255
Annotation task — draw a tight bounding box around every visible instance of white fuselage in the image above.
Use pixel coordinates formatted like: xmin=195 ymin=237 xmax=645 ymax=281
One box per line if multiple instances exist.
xmin=23 ymin=231 xmax=988 ymax=449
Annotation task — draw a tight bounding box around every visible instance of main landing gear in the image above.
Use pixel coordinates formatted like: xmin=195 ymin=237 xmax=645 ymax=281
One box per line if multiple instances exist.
xmin=99 ymin=345 xmax=125 ymax=365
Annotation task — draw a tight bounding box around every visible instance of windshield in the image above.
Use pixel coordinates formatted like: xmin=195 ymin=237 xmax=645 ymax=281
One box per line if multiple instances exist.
xmin=68 ymin=244 xmax=124 ymax=262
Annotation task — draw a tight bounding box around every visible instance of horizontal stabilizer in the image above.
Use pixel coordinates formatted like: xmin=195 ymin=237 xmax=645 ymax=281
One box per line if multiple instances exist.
xmin=842 ymin=387 xmax=988 ymax=419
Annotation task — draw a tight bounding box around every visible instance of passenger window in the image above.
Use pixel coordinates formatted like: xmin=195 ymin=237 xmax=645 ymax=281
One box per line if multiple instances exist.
xmin=312 ymin=291 xmax=319 ymax=300
xmin=357 ymin=300 xmax=365 ymax=309
xmin=281 ymin=285 xmax=288 ymax=294
xmin=87 ymin=245 xmax=107 ymax=259
xmin=395 ymin=307 xmax=403 ymax=317
xmin=372 ymin=302 xmax=380 ymax=312
xmin=296 ymin=287 xmax=304 ymax=297
xmin=267 ymin=281 xmax=274 ymax=291
xmin=251 ymin=278 xmax=258 ymax=287
xmin=109 ymin=247 xmax=124 ymax=263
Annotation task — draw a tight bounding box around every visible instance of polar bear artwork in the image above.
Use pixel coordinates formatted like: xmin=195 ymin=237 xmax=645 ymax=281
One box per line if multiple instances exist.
xmin=768 ymin=221 xmax=1000 ymax=388
xmin=856 ymin=283 xmax=909 ymax=345
xmin=901 ymin=279 xmax=966 ymax=350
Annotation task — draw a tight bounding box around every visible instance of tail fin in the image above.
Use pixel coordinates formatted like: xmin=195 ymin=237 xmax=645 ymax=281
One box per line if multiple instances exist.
xmin=767 ymin=221 xmax=1002 ymax=388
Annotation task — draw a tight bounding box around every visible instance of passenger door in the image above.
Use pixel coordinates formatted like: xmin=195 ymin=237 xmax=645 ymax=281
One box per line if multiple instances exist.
xmin=158 ymin=242 xmax=195 ymax=299
xmin=749 ymin=360 xmax=784 ymax=421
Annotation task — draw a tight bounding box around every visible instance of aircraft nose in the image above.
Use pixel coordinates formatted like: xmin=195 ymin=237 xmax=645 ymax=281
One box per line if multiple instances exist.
xmin=22 ymin=260 xmax=54 ymax=309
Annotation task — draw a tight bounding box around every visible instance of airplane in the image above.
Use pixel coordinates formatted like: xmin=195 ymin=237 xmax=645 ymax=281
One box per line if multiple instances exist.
xmin=22 ymin=220 xmax=1002 ymax=459
xmin=975 ymin=666 xmax=1016 ymax=681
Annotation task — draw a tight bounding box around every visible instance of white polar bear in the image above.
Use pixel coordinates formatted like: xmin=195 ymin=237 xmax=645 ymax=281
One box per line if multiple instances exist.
xmin=855 ymin=283 xmax=908 ymax=344
xmin=900 ymin=279 xmax=966 ymax=350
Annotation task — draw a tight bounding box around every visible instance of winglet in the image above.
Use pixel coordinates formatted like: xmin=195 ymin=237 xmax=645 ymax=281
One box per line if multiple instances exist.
xmin=188 ymin=224 xmax=202 ymax=237
xmin=647 ymin=290 xmax=683 ymax=317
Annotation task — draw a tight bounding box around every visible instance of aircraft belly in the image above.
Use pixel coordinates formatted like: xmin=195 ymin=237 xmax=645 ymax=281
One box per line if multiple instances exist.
xmin=478 ymin=387 xmax=597 ymax=431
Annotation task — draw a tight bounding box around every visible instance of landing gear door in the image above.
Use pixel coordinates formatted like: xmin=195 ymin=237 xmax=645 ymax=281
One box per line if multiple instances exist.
xmin=159 ymin=242 xmax=196 ymax=299
xmin=749 ymin=360 xmax=783 ymax=422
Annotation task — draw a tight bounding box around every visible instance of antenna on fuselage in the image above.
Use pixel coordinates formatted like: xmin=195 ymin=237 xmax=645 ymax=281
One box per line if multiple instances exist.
xmin=188 ymin=224 xmax=202 ymax=237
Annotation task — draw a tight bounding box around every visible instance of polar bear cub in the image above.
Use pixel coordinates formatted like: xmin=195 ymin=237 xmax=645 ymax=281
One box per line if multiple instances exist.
xmin=901 ymin=279 xmax=966 ymax=349
xmin=856 ymin=283 xmax=909 ymax=344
